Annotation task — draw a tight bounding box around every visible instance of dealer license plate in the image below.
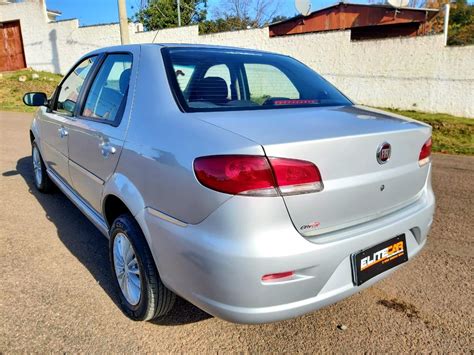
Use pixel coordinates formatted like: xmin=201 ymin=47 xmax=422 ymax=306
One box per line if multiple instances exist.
xmin=351 ymin=234 xmax=408 ymax=286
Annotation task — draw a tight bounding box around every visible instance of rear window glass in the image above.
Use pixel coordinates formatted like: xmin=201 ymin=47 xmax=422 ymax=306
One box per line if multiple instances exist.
xmin=245 ymin=63 xmax=299 ymax=104
xmin=162 ymin=47 xmax=351 ymax=112
xmin=175 ymin=64 xmax=195 ymax=91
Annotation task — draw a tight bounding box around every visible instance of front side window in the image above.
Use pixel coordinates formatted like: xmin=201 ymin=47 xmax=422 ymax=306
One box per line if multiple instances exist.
xmin=82 ymin=53 xmax=132 ymax=123
xmin=56 ymin=56 xmax=96 ymax=116
xmin=163 ymin=47 xmax=351 ymax=112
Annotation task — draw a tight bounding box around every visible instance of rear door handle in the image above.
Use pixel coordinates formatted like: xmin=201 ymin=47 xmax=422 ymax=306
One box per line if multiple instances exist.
xmin=100 ymin=142 xmax=116 ymax=157
xmin=58 ymin=127 xmax=68 ymax=138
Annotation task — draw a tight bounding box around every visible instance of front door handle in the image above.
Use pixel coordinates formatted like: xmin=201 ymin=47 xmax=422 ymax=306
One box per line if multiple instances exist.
xmin=58 ymin=127 xmax=68 ymax=138
xmin=100 ymin=142 xmax=116 ymax=158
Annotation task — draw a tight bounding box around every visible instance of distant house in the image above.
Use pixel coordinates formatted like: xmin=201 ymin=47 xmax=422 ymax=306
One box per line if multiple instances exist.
xmin=0 ymin=0 xmax=62 ymax=71
xmin=269 ymin=2 xmax=439 ymax=40
xmin=46 ymin=8 xmax=61 ymax=22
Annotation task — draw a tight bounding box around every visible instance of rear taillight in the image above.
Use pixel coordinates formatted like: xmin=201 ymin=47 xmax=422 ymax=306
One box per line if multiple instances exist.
xmin=269 ymin=157 xmax=323 ymax=195
xmin=419 ymin=137 xmax=432 ymax=167
xmin=194 ymin=155 xmax=277 ymax=196
xmin=194 ymin=155 xmax=323 ymax=196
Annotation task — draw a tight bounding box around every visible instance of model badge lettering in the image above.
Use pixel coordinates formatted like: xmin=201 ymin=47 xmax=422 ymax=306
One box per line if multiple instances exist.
xmin=360 ymin=241 xmax=404 ymax=271
xmin=300 ymin=221 xmax=321 ymax=230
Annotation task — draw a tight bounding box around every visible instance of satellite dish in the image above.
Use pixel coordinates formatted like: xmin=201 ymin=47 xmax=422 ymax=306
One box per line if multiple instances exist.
xmin=295 ymin=0 xmax=312 ymax=16
xmin=388 ymin=0 xmax=409 ymax=7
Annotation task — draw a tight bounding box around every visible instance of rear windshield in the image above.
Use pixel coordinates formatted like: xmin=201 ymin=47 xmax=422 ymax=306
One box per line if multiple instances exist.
xmin=162 ymin=47 xmax=352 ymax=112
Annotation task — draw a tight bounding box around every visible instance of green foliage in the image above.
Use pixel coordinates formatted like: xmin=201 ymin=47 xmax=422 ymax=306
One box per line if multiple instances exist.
xmin=200 ymin=0 xmax=281 ymax=34
xmin=383 ymin=109 xmax=474 ymax=155
xmin=199 ymin=15 xmax=254 ymax=34
xmin=137 ymin=0 xmax=283 ymax=34
xmin=448 ymin=0 xmax=474 ymax=45
xmin=270 ymin=15 xmax=289 ymax=24
xmin=199 ymin=13 xmax=287 ymax=34
xmin=135 ymin=0 xmax=207 ymax=30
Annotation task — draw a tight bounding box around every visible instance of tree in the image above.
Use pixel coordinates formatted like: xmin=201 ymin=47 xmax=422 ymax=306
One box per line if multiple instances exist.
xmin=270 ymin=15 xmax=289 ymax=24
xmin=135 ymin=0 xmax=207 ymax=30
xmin=200 ymin=0 xmax=283 ymax=33
xmin=423 ymin=0 xmax=474 ymax=45
xmin=447 ymin=0 xmax=474 ymax=45
xmin=200 ymin=16 xmax=253 ymax=33
xmin=215 ymin=0 xmax=281 ymax=27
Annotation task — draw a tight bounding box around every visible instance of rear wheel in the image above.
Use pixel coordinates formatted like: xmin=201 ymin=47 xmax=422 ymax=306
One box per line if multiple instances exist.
xmin=109 ymin=214 xmax=175 ymax=321
xmin=32 ymin=141 xmax=53 ymax=193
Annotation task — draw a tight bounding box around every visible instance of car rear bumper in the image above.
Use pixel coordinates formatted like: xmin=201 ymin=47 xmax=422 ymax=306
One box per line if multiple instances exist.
xmin=137 ymin=183 xmax=434 ymax=324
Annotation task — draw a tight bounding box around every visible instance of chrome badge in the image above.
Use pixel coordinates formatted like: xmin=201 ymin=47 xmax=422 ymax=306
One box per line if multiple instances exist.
xmin=376 ymin=142 xmax=391 ymax=164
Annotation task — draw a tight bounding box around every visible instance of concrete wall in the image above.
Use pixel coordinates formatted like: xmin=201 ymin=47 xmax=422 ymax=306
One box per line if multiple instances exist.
xmin=1 ymin=0 xmax=473 ymax=117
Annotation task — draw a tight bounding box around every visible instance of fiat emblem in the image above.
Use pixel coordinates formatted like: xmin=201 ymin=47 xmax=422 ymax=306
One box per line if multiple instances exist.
xmin=376 ymin=142 xmax=391 ymax=164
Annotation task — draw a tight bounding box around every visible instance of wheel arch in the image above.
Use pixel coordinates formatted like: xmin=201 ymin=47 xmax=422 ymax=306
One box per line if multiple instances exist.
xmin=30 ymin=115 xmax=41 ymax=145
xmin=102 ymin=175 xmax=162 ymax=284
xmin=103 ymin=194 xmax=134 ymax=228
xmin=102 ymin=173 xmax=146 ymax=228
xmin=29 ymin=130 xmax=35 ymax=144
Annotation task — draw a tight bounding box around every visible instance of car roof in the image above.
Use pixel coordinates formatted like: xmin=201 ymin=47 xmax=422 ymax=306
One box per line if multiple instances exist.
xmin=153 ymin=43 xmax=274 ymax=54
xmin=87 ymin=43 xmax=278 ymax=56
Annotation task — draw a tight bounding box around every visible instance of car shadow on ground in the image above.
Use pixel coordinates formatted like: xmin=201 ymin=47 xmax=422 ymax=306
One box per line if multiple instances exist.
xmin=6 ymin=156 xmax=211 ymax=326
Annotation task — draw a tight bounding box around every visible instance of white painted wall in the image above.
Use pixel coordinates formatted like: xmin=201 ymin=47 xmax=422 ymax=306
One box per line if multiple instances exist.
xmin=1 ymin=0 xmax=473 ymax=117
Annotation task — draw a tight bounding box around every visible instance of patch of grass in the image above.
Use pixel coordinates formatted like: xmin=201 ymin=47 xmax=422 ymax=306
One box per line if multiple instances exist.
xmin=382 ymin=109 xmax=473 ymax=156
xmin=0 ymin=69 xmax=62 ymax=113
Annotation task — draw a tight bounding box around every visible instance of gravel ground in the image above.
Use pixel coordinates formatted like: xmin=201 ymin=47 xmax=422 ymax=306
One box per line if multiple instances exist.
xmin=1 ymin=111 xmax=472 ymax=353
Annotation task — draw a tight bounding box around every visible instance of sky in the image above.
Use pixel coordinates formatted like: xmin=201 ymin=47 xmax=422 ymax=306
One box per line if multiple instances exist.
xmin=46 ymin=0 xmax=474 ymax=27
xmin=45 ymin=0 xmax=335 ymax=26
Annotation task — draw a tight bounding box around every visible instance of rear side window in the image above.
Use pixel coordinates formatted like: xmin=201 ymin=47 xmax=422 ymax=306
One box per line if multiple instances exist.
xmin=82 ymin=53 xmax=132 ymax=123
xmin=162 ymin=47 xmax=351 ymax=112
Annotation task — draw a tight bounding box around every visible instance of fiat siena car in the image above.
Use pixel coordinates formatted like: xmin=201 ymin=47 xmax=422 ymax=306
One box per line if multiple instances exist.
xmin=24 ymin=44 xmax=435 ymax=323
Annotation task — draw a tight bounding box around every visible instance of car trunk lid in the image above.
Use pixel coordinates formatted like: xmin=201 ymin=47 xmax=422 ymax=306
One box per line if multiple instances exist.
xmin=194 ymin=105 xmax=432 ymax=236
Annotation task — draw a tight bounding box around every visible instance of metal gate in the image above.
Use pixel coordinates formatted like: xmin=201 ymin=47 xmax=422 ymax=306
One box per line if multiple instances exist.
xmin=0 ymin=20 xmax=26 ymax=72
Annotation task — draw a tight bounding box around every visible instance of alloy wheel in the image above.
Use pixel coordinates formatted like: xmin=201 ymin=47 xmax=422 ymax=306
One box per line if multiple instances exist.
xmin=113 ymin=232 xmax=142 ymax=306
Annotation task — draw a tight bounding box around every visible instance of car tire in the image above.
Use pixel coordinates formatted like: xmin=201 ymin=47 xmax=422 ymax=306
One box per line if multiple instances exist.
xmin=109 ymin=213 xmax=176 ymax=321
xmin=32 ymin=141 xmax=53 ymax=193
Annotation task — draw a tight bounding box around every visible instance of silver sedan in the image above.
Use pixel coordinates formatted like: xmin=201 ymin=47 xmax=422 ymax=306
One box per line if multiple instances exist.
xmin=24 ymin=44 xmax=435 ymax=324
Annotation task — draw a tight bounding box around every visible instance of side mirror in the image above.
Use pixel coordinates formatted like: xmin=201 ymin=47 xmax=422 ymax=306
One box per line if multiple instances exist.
xmin=61 ymin=99 xmax=76 ymax=114
xmin=23 ymin=92 xmax=48 ymax=107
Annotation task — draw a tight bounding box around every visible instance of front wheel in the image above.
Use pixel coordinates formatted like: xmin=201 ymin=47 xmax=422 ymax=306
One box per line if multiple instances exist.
xmin=32 ymin=141 xmax=53 ymax=193
xmin=109 ymin=214 xmax=176 ymax=321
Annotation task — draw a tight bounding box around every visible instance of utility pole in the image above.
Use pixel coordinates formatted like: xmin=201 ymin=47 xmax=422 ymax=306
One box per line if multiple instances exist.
xmin=177 ymin=0 xmax=182 ymax=26
xmin=443 ymin=3 xmax=451 ymax=46
xmin=118 ymin=0 xmax=130 ymax=45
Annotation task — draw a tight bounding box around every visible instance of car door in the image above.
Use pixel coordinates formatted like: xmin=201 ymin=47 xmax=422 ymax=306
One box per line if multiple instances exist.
xmin=67 ymin=52 xmax=135 ymax=213
xmin=38 ymin=56 xmax=98 ymax=186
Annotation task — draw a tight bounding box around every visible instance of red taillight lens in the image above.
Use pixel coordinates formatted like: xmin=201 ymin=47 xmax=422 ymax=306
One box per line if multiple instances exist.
xmin=419 ymin=137 xmax=432 ymax=166
xmin=269 ymin=157 xmax=323 ymax=195
xmin=194 ymin=155 xmax=277 ymax=196
xmin=194 ymin=155 xmax=323 ymax=196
